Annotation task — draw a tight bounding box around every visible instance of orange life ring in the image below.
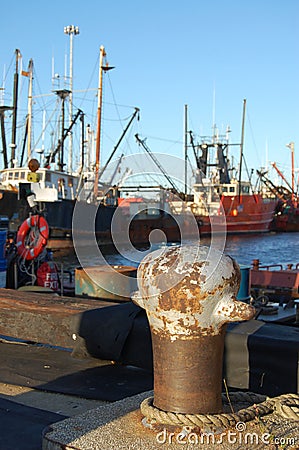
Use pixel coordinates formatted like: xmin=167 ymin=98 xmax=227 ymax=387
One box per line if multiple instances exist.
xmin=16 ymin=215 xmax=49 ymax=261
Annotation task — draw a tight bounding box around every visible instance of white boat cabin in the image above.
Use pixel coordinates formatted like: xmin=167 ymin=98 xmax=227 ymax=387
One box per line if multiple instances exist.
xmin=168 ymin=179 xmax=252 ymax=216
xmin=0 ymin=167 xmax=80 ymax=202
xmin=193 ymin=179 xmax=251 ymax=202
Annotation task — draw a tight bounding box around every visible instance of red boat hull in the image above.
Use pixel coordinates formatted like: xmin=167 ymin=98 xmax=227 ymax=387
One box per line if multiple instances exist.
xmin=270 ymin=210 xmax=299 ymax=232
xmin=197 ymin=194 xmax=276 ymax=235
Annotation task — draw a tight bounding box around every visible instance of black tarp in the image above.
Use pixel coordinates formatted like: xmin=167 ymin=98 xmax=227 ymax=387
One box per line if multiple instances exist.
xmin=72 ymin=302 xmax=299 ymax=396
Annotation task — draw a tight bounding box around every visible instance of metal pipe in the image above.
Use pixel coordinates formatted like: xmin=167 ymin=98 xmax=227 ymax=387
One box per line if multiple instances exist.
xmin=152 ymin=328 xmax=226 ymax=413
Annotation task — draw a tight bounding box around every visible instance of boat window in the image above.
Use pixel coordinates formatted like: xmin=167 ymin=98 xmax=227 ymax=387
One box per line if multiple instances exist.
xmin=20 ymin=171 xmax=25 ymax=180
xmin=1 ymin=173 xmax=6 ymax=181
xmin=13 ymin=171 xmax=19 ymax=180
xmin=229 ymin=186 xmax=235 ymax=193
xmin=68 ymin=177 xmax=73 ymax=187
xmin=222 ymin=186 xmax=228 ymax=192
xmin=45 ymin=172 xmax=52 ymax=182
xmin=242 ymin=185 xmax=250 ymax=194
xmin=38 ymin=172 xmax=44 ymax=181
xmin=8 ymin=172 xmax=13 ymax=180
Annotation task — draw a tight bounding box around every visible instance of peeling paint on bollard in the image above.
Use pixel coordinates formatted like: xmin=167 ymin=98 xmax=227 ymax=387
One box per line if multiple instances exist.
xmin=133 ymin=245 xmax=255 ymax=415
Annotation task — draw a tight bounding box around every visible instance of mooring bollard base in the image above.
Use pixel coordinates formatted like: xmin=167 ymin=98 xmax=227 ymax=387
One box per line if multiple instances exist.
xmin=43 ymin=391 xmax=299 ymax=450
xmin=152 ymin=330 xmax=225 ymax=414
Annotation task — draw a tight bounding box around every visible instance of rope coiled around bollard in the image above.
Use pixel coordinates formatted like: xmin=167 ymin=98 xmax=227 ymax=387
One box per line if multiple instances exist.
xmin=140 ymin=392 xmax=299 ymax=431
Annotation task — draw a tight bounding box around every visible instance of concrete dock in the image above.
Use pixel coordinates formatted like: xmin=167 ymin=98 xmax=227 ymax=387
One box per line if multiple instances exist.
xmin=0 ymin=287 xmax=297 ymax=449
xmin=0 ymin=288 xmax=152 ymax=449
xmin=42 ymin=391 xmax=299 ymax=450
xmin=0 ymin=335 xmax=152 ymax=450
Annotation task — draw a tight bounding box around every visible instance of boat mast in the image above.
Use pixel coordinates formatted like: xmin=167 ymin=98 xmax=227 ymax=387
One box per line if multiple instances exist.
xmin=93 ymin=46 xmax=106 ymax=200
xmin=86 ymin=124 xmax=92 ymax=170
xmin=286 ymin=141 xmax=296 ymax=205
xmin=80 ymin=111 xmax=85 ymax=171
xmin=26 ymin=59 xmax=34 ymax=161
xmin=10 ymin=49 xmax=20 ymax=167
xmin=55 ymin=89 xmax=70 ymax=171
xmin=93 ymin=46 xmax=114 ymax=200
xmin=184 ymin=104 xmax=188 ymax=197
xmin=238 ymin=98 xmax=246 ymax=199
xmin=0 ymin=106 xmax=12 ymax=168
xmin=64 ymin=25 xmax=80 ymax=174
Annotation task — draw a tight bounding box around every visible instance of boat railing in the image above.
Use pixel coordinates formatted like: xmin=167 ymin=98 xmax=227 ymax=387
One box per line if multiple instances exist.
xmin=252 ymin=264 xmax=284 ymax=271
xmin=252 ymin=259 xmax=299 ymax=271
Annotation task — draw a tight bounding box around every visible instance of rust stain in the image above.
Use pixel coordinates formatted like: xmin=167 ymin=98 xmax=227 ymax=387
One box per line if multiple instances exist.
xmin=158 ymin=280 xmax=205 ymax=313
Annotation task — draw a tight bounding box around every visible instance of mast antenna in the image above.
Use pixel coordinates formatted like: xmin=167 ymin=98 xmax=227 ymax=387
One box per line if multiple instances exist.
xmin=238 ymin=98 xmax=247 ymax=200
xmin=212 ymin=83 xmax=216 ymax=132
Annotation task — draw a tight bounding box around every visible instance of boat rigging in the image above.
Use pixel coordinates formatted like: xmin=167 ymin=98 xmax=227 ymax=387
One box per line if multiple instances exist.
xmin=135 ymin=133 xmax=181 ymax=195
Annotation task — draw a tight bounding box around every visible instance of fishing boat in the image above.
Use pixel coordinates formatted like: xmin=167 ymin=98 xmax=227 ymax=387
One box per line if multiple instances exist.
xmin=169 ymin=101 xmax=277 ymax=235
xmin=0 ymin=45 xmax=196 ymax=250
xmin=255 ymin=142 xmax=299 ymax=232
xmin=191 ymin=161 xmax=277 ymax=236
xmin=272 ymin=203 xmax=299 ymax=232
xmin=268 ymin=143 xmax=298 ymax=232
xmin=0 ymin=46 xmax=135 ymax=248
xmin=0 ymin=46 xmax=277 ymax=247
xmin=0 ymin=50 xmax=92 ymax=246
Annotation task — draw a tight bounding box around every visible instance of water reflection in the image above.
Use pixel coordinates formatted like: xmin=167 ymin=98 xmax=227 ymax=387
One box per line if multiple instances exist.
xmin=224 ymin=232 xmax=299 ymax=266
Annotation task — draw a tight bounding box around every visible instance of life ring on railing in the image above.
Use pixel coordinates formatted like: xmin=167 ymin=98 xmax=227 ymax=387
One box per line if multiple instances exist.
xmin=16 ymin=215 xmax=49 ymax=261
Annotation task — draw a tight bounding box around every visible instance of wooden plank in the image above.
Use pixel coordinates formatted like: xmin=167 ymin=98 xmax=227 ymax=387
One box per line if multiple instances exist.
xmin=0 ymin=288 xmax=120 ymax=348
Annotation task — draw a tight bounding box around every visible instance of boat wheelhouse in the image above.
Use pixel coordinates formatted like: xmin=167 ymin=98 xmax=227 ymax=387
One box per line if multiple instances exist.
xmin=0 ymin=167 xmax=79 ymax=202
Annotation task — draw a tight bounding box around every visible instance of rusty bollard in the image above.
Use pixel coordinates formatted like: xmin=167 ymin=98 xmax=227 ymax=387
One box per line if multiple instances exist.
xmin=133 ymin=245 xmax=255 ymax=415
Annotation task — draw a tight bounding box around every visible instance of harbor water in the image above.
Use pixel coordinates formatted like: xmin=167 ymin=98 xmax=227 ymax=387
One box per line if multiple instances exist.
xmin=0 ymin=230 xmax=7 ymax=271
xmin=0 ymin=230 xmax=7 ymax=288
xmin=54 ymin=231 xmax=299 ymax=271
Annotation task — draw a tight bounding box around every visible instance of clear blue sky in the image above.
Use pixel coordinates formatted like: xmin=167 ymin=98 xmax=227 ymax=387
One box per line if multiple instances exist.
xmin=1 ymin=0 xmax=298 ymax=186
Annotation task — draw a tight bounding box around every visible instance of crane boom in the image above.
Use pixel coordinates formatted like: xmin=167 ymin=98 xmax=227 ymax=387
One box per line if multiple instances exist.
xmin=135 ymin=134 xmax=180 ymax=194
xmin=271 ymin=162 xmax=293 ymax=192
xmin=257 ymin=169 xmax=292 ymax=201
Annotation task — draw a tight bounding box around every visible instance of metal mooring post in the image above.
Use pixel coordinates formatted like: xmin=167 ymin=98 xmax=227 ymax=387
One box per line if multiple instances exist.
xmin=133 ymin=245 xmax=255 ymax=415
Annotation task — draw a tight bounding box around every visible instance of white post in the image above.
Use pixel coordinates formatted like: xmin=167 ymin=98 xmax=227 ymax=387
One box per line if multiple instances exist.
xmin=64 ymin=25 xmax=79 ymax=174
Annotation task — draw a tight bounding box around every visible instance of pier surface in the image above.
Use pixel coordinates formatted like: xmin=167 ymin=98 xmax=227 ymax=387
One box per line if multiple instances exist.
xmin=43 ymin=391 xmax=299 ymax=450
xmin=0 ymin=288 xmax=297 ymax=449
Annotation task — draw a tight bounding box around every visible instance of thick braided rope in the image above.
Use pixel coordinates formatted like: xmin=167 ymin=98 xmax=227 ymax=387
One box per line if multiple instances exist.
xmin=273 ymin=393 xmax=299 ymax=421
xmin=140 ymin=392 xmax=299 ymax=430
